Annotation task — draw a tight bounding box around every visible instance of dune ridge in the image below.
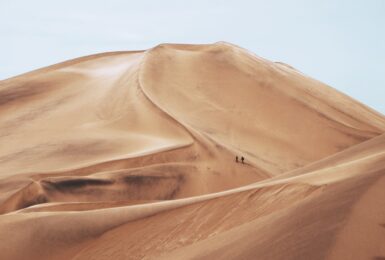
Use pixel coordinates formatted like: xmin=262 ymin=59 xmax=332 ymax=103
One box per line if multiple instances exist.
xmin=0 ymin=42 xmax=384 ymax=260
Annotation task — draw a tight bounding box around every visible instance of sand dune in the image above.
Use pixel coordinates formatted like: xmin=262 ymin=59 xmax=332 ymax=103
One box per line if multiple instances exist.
xmin=0 ymin=42 xmax=384 ymax=260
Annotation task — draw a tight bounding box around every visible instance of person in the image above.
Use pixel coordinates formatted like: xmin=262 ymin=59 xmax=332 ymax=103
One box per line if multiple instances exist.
xmin=241 ymin=156 xmax=245 ymax=164
xmin=236 ymin=156 xmax=238 ymax=163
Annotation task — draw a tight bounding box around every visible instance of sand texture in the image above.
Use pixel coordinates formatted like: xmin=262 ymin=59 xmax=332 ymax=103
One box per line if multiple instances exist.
xmin=0 ymin=42 xmax=384 ymax=260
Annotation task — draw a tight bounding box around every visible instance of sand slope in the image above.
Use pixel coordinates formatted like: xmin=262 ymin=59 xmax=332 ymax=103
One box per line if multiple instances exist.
xmin=0 ymin=42 xmax=384 ymax=260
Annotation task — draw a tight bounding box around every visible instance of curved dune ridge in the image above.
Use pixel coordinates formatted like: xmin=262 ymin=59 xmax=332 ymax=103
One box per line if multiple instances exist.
xmin=0 ymin=42 xmax=384 ymax=260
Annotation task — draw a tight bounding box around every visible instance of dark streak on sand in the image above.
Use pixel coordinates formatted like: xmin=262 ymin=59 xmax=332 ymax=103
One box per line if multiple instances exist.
xmin=42 ymin=178 xmax=114 ymax=191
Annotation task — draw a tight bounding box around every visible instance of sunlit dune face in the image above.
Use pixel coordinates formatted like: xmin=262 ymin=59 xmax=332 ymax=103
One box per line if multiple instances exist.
xmin=0 ymin=43 xmax=384 ymax=260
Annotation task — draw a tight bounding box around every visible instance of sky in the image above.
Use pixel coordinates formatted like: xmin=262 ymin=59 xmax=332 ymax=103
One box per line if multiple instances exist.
xmin=1 ymin=0 xmax=384 ymax=113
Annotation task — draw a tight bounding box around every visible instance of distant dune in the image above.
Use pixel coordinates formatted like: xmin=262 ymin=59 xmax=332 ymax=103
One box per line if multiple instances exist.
xmin=0 ymin=42 xmax=384 ymax=260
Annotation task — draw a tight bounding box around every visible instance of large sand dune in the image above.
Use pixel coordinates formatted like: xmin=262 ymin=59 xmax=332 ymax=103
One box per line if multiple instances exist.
xmin=0 ymin=42 xmax=384 ymax=259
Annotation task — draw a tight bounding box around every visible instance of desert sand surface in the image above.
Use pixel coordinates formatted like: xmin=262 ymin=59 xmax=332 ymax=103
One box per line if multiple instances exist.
xmin=0 ymin=42 xmax=384 ymax=260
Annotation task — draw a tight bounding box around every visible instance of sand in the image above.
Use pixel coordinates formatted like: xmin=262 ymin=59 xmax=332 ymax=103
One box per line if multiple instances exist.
xmin=0 ymin=42 xmax=384 ymax=260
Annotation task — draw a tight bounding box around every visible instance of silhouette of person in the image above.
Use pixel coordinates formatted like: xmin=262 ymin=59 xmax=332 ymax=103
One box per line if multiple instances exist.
xmin=241 ymin=156 xmax=245 ymax=164
xmin=236 ymin=156 xmax=238 ymax=163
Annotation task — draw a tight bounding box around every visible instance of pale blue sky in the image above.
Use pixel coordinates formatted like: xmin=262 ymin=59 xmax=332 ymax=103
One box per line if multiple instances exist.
xmin=1 ymin=0 xmax=384 ymax=113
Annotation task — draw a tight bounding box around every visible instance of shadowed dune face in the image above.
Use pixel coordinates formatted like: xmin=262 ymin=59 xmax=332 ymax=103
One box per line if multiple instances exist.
xmin=0 ymin=42 xmax=384 ymax=260
xmin=140 ymin=43 xmax=385 ymax=173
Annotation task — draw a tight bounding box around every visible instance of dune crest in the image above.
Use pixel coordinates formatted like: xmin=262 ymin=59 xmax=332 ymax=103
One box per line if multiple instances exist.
xmin=0 ymin=42 xmax=384 ymax=260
